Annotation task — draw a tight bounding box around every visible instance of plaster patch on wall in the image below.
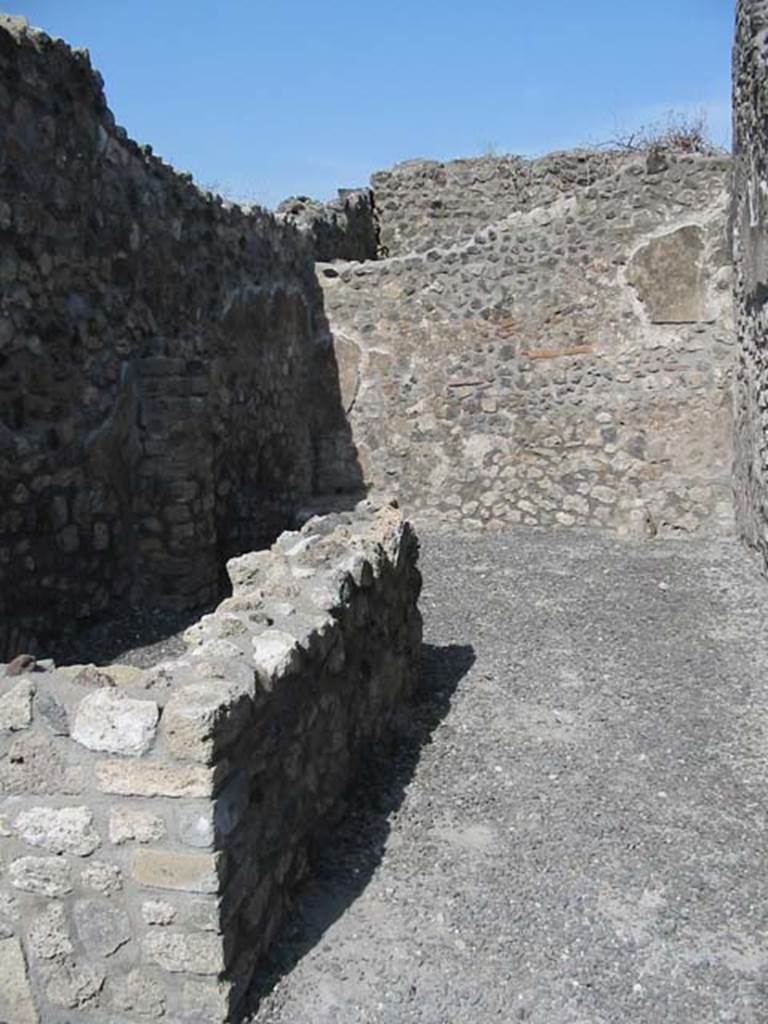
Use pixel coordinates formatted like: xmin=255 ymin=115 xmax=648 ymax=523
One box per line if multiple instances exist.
xmin=626 ymin=225 xmax=713 ymax=324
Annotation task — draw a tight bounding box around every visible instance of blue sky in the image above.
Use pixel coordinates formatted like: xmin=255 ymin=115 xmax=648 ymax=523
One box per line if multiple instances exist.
xmin=14 ymin=1 xmax=734 ymax=207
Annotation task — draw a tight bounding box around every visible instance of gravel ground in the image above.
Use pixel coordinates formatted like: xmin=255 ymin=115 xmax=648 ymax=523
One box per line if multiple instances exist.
xmin=245 ymin=525 xmax=768 ymax=1024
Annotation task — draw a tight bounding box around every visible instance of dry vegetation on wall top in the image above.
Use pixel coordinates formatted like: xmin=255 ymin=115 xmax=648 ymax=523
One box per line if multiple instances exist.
xmin=592 ymin=110 xmax=727 ymax=158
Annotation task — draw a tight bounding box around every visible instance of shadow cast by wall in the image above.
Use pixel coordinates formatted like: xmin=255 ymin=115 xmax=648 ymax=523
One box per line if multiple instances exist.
xmin=301 ymin=298 xmax=368 ymax=514
xmin=243 ymin=641 xmax=476 ymax=1019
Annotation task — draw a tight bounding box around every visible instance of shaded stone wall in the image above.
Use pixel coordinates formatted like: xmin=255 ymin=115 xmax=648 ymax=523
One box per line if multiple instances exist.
xmin=0 ymin=501 xmax=421 ymax=1024
xmin=275 ymin=189 xmax=378 ymax=262
xmin=322 ymin=152 xmax=735 ymax=535
xmin=733 ymin=0 xmax=768 ymax=563
xmin=0 ymin=16 xmax=358 ymax=659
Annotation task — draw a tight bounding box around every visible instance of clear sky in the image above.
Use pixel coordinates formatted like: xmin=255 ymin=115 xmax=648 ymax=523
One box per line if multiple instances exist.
xmin=12 ymin=1 xmax=734 ymax=208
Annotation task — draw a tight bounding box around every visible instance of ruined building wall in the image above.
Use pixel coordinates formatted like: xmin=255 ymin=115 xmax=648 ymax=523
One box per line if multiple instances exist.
xmin=0 ymin=17 xmax=359 ymax=660
xmin=0 ymin=501 xmax=422 ymax=1024
xmin=275 ymin=189 xmax=378 ymax=263
xmin=372 ymin=150 xmax=636 ymax=256
xmin=732 ymin=0 xmax=768 ymax=563
xmin=322 ymin=151 xmax=735 ymax=535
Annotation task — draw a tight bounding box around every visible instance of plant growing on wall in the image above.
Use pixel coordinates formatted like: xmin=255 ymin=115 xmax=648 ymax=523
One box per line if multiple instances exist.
xmin=596 ymin=108 xmax=724 ymax=155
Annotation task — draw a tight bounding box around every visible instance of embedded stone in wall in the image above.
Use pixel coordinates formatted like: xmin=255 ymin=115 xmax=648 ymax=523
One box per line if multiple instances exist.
xmin=0 ymin=681 xmax=34 ymax=732
xmin=27 ymin=904 xmax=73 ymax=960
xmin=96 ymin=760 xmax=221 ymax=798
xmin=142 ymin=929 xmax=224 ymax=974
xmin=0 ymin=934 xmax=38 ymax=1024
xmin=627 ymin=225 xmax=713 ymax=323
xmin=130 ymin=850 xmax=221 ymax=894
xmin=12 ymin=806 xmax=100 ymax=856
xmin=71 ymin=689 xmax=160 ymax=756
xmin=162 ymin=681 xmax=252 ymax=764
xmin=8 ymin=857 xmax=73 ymax=898
xmin=0 ymin=730 xmax=86 ymax=796
xmin=252 ymin=628 xmax=302 ymax=683
xmin=44 ymin=960 xmax=104 ymax=1010
xmin=72 ymin=899 xmax=132 ymax=958
xmin=109 ymin=807 xmax=167 ymax=845
xmin=111 ymin=968 xmax=167 ymax=1018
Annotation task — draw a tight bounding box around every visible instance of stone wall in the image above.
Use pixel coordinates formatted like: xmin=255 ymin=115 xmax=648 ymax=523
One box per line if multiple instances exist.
xmin=0 ymin=8 xmax=739 ymax=667
xmin=0 ymin=15 xmax=359 ymax=661
xmin=321 ymin=151 xmax=735 ymax=535
xmin=275 ymin=189 xmax=378 ymax=263
xmin=732 ymin=0 xmax=768 ymax=563
xmin=0 ymin=501 xmax=421 ymax=1024
xmin=372 ymin=150 xmax=634 ymax=257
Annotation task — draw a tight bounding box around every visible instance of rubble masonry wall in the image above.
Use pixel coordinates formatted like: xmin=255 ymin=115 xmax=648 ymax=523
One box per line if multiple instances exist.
xmin=0 ymin=502 xmax=421 ymax=1024
xmin=322 ymin=151 xmax=735 ymax=536
xmin=732 ymin=0 xmax=768 ymax=562
xmin=0 ymin=15 xmax=358 ymax=661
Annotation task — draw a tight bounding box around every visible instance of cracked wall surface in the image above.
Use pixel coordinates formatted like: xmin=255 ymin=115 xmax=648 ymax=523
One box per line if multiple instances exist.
xmin=321 ymin=151 xmax=735 ymax=535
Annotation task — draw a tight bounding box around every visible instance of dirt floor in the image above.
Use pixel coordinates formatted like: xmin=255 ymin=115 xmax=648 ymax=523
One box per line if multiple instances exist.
xmin=245 ymin=525 xmax=768 ymax=1024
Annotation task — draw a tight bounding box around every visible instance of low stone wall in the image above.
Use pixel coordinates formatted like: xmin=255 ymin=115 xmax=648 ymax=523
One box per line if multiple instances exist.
xmin=0 ymin=501 xmax=422 ymax=1024
xmin=322 ymin=151 xmax=735 ymax=535
xmin=732 ymin=0 xmax=768 ymax=564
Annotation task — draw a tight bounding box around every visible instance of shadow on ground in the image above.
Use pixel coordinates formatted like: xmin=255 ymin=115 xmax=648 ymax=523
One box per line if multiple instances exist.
xmin=244 ymin=641 xmax=476 ymax=1019
xmin=54 ymin=603 xmax=210 ymax=667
